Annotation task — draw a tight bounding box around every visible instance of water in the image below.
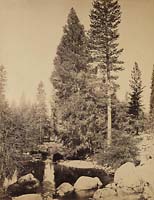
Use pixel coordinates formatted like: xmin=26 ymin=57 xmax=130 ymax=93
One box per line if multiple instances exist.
xmin=3 ymin=159 xmax=113 ymax=200
xmin=42 ymin=159 xmax=55 ymax=199
xmin=54 ymin=160 xmax=112 ymax=188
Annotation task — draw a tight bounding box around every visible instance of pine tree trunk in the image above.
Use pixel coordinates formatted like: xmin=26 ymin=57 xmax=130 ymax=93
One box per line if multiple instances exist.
xmin=107 ymin=91 xmax=112 ymax=147
xmin=107 ymin=63 xmax=112 ymax=147
xmin=39 ymin=117 xmax=42 ymax=144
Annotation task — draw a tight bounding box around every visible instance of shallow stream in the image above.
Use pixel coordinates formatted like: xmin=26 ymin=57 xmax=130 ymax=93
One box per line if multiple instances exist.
xmin=3 ymin=159 xmax=113 ymax=200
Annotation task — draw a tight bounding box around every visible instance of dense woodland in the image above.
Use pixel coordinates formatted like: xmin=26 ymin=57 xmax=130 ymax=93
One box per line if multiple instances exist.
xmin=0 ymin=0 xmax=154 ymax=183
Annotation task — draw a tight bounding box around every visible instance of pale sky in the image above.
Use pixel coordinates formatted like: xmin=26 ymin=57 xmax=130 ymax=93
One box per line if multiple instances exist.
xmin=0 ymin=0 xmax=154 ymax=111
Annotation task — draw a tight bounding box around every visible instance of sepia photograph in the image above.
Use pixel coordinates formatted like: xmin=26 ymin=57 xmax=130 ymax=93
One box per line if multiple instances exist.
xmin=0 ymin=0 xmax=154 ymax=199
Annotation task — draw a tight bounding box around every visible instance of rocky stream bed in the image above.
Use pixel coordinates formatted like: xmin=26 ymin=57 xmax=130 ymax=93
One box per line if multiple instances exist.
xmin=2 ymin=134 xmax=154 ymax=200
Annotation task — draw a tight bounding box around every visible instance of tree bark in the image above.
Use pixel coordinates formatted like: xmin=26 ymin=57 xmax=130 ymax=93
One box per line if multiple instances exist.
xmin=107 ymin=90 xmax=112 ymax=147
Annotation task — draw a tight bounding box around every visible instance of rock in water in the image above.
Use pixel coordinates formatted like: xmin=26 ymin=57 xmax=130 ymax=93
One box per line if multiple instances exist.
xmin=12 ymin=194 xmax=42 ymax=200
xmin=93 ymin=188 xmax=118 ymax=200
xmin=17 ymin=174 xmax=38 ymax=185
xmin=7 ymin=173 xmax=40 ymax=196
xmin=56 ymin=182 xmax=74 ymax=197
xmin=74 ymin=176 xmax=102 ymax=191
xmin=74 ymin=176 xmax=102 ymax=198
xmin=18 ymin=173 xmax=40 ymax=191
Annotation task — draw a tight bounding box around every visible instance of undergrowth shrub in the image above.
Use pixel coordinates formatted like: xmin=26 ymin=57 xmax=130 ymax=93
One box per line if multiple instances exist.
xmin=96 ymin=130 xmax=140 ymax=169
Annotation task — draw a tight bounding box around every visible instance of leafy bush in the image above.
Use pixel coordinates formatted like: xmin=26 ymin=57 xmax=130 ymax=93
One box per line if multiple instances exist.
xmin=96 ymin=130 xmax=139 ymax=169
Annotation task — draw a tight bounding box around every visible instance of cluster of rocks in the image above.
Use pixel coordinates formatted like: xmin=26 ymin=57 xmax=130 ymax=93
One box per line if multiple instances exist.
xmin=94 ymin=160 xmax=154 ymax=200
xmin=7 ymin=174 xmax=40 ymax=197
xmin=10 ymin=176 xmax=103 ymax=200
xmin=56 ymin=176 xmax=102 ymax=199
xmin=55 ymin=159 xmax=154 ymax=200
xmin=7 ymin=152 xmax=154 ymax=200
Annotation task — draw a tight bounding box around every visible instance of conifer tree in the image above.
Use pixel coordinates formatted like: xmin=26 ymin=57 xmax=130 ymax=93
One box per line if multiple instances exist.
xmin=36 ymin=81 xmax=49 ymax=143
xmin=51 ymin=7 xmax=89 ymax=102
xmin=51 ymin=8 xmax=89 ymax=131
xmin=150 ymin=65 xmax=154 ymax=116
xmin=50 ymin=8 xmax=90 ymax=148
xmin=128 ymin=62 xmax=144 ymax=134
xmin=89 ymin=0 xmax=124 ymax=146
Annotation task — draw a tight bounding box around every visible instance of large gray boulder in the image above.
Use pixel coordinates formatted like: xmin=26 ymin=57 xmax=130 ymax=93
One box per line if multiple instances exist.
xmin=74 ymin=176 xmax=102 ymax=191
xmin=114 ymin=162 xmax=143 ymax=195
xmin=56 ymin=182 xmax=74 ymax=197
xmin=74 ymin=176 xmax=102 ymax=198
xmin=137 ymin=159 xmax=154 ymax=199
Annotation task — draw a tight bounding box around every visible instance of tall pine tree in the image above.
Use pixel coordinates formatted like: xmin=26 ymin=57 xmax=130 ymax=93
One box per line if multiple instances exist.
xmin=89 ymin=0 xmax=124 ymax=146
xmin=128 ymin=62 xmax=144 ymax=134
xmin=51 ymin=8 xmax=89 ymax=102
xmin=50 ymin=8 xmax=107 ymax=155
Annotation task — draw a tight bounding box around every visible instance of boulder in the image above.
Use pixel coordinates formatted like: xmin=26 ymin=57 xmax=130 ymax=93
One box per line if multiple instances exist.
xmin=78 ymin=190 xmax=95 ymax=199
xmin=7 ymin=174 xmax=40 ymax=196
xmin=56 ymin=182 xmax=74 ymax=197
xmin=93 ymin=188 xmax=118 ymax=200
xmin=18 ymin=174 xmax=35 ymax=185
xmin=137 ymin=159 xmax=154 ymax=187
xmin=74 ymin=176 xmax=102 ymax=198
xmin=114 ymin=162 xmax=143 ymax=194
xmin=18 ymin=173 xmax=40 ymax=190
xmin=116 ymin=188 xmax=144 ymax=200
xmin=137 ymin=159 xmax=154 ymax=199
xmin=74 ymin=176 xmax=102 ymax=191
xmin=12 ymin=194 xmax=42 ymax=200
xmin=142 ymin=183 xmax=154 ymax=200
